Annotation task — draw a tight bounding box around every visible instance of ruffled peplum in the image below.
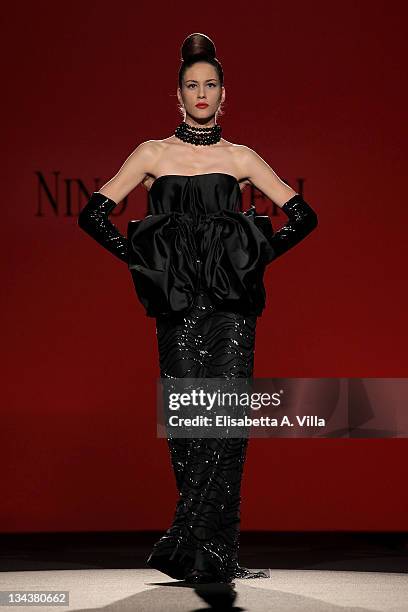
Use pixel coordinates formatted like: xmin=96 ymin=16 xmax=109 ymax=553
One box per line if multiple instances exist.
xmin=128 ymin=207 xmax=275 ymax=318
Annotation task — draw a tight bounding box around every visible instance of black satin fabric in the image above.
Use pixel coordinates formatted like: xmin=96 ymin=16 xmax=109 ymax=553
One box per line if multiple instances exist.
xmin=128 ymin=173 xmax=275 ymax=318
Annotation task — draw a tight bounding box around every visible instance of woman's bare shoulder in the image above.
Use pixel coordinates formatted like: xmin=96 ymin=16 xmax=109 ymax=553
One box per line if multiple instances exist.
xmin=222 ymin=141 xmax=256 ymax=187
xmin=133 ymin=138 xmax=168 ymax=155
xmin=139 ymin=136 xmax=179 ymax=148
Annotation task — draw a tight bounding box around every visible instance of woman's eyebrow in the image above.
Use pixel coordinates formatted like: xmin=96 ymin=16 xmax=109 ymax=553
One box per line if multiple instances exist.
xmin=185 ymin=78 xmax=218 ymax=83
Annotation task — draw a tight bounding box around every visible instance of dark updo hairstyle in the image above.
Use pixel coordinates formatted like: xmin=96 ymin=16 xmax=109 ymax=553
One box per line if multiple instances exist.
xmin=178 ymin=33 xmax=225 ymax=116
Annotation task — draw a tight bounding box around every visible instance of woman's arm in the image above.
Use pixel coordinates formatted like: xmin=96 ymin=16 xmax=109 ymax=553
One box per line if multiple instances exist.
xmin=77 ymin=141 xmax=155 ymax=263
xmin=238 ymin=146 xmax=318 ymax=259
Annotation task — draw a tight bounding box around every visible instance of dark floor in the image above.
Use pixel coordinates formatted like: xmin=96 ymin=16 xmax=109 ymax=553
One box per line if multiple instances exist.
xmin=0 ymin=532 xmax=407 ymax=573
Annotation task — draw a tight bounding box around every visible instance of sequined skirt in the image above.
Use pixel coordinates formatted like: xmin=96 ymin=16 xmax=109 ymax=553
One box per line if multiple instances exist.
xmin=146 ymin=288 xmax=269 ymax=582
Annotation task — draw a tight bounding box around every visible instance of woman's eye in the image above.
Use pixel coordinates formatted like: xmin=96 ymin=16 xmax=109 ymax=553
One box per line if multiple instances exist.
xmin=187 ymin=83 xmax=216 ymax=89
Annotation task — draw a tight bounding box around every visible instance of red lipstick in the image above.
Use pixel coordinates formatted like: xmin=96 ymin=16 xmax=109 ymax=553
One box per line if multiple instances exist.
xmin=195 ymin=103 xmax=209 ymax=108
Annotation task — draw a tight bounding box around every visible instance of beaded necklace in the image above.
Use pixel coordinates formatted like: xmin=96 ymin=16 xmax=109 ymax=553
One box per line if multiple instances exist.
xmin=174 ymin=120 xmax=222 ymax=146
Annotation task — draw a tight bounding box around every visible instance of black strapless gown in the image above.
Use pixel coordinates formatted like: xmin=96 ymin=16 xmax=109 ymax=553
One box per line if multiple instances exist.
xmin=77 ymin=171 xmax=317 ymax=582
xmin=128 ymin=173 xmax=272 ymax=582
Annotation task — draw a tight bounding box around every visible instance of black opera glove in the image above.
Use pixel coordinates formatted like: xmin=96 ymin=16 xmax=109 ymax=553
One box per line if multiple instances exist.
xmin=77 ymin=192 xmax=129 ymax=263
xmin=269 ymin=193 xmax=318 ymax=259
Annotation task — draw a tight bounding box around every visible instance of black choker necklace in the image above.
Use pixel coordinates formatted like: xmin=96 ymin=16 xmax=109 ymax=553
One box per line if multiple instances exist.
xmin=174 ymin=121 xmax=222 ymax=146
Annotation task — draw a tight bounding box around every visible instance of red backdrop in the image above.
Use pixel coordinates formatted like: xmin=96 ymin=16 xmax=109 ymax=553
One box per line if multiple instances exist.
xmin=1 ymin=0 xmax=407 ymax=531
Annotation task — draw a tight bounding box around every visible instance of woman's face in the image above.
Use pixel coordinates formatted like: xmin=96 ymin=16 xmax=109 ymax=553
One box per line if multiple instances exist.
xmin=177 ymin=61 xmax=224 ymax=122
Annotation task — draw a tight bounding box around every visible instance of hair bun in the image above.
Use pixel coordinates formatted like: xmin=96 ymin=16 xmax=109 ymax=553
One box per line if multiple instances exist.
xmin=181 ymin=32 xmax=216 ymax=62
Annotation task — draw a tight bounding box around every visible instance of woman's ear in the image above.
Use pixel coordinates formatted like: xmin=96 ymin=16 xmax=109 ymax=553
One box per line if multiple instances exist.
xmin=176 ymin=87 xmax=184 ymax=107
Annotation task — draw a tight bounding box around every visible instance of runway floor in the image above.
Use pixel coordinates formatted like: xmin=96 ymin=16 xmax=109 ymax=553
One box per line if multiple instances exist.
xmin=0 ymin=532 xmax=407 ymax=611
